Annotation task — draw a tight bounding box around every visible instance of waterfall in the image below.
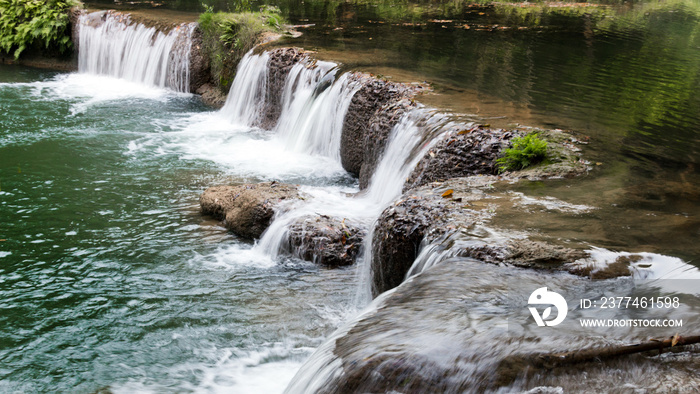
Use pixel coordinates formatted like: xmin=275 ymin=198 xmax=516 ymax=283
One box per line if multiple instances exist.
xmin=354 ymin=109 xmax=451 ymax=305
xmin=220 ymin=53 xmax=361 ymax=159
xmin=78 ymin=12 xmax=194 ymax=92
xmin=275 ymin=61 xmax=362 ymax=160
xmin=215 ymin=50 xmax=455 ymax=301
xmin=220 ymin=51 xmax=271 ymax=126
xmin=364 ymin=109 xmax=451 ymax=206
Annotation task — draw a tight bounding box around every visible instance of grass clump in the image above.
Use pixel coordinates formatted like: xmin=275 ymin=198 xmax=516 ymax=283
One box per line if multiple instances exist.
xmin=0 ymin=0 xmax=81 ymax=59
xmin=198 ymin=6 xmax=285 ymax=92
xmin=497 ymin=132 xmax=548 ymax=172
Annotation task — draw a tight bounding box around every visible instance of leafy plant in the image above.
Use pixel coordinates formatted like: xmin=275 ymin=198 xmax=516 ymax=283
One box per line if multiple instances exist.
xmin=198 ymin=8 xmax=285 ymax=92
xmin=497 ymin=133 xmax=548 ymax=172
xmin=0 ymin=0 xmax=81 ymax=59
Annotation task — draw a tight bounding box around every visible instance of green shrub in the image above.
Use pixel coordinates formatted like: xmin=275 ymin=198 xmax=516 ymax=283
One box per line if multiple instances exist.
xmin=0 ymin=0 xmax=80 ymax=59
xmin=198 ymin=7 xmax=285 ymax=92
xmin=497 ymin=132 xmax=548 ymax=172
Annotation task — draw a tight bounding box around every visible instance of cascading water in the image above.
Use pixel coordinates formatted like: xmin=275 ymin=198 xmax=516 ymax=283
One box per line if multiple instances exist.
xmin=220 ymin=51 xmax=271 ymax=126
xmin=275 ymin=61 xmax=362 ymax=160
xmin=78 ymin=12 xmax=194 ymax=92
xmin=363 ymin=109 xmax=452 ymax=206
xmin=247 ymin=70 xmax=450 ymax=276
xmin=352 ymin=109 xmax=453 ymax=305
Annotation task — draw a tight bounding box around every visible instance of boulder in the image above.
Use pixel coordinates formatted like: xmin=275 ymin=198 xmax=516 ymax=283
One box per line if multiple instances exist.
xmin=404 ymin=127 xmax=588 ymax=192
xmin=200 ymin=182 xmax=301 ymax=240
xmin=201 ymin=182 xmax=367 ymax=266
xmin=286 ymin=215 xmax=367 ymax=267
xmin=403 ymin=126 xmax=516 ymax=192
xmin=196 ymin=83 xmax=227 ymax=108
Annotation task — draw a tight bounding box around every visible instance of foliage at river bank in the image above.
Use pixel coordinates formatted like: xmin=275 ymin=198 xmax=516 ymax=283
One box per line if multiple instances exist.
xmin=0 ymin=0 xmax=82 ymax=59
xmin=497 ymin=132 xmax=548 ymax=172
xmin=198 ymin=6 xmax=285 ymax=92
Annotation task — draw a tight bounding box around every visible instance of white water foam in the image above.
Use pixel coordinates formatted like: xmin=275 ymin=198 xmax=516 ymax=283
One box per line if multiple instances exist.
xmin=568 ymin=247 xmax=700 ymax=282
xmin=110 ymin=342 xmax=310 ymax=394
xmin=130 ymin=110 xmax=350 ymax=182
xmin=192 ymin=243 xmax=276 ymax=271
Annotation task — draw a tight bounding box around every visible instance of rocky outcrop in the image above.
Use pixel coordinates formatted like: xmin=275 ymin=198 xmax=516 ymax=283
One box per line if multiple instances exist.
xmin=188 ymin=27 xmax=210 ymax=94
xmin=200 ymin=182 xmax=302 ymax=240
xmin=200 ymin=182 xmax=367 ymax=267
xmin=285 ymin=215 xmax=366 ymax=267
xmin=288 ymin=258 xmax=700 ymax=393
xmin=196 ymin=83 xmax=227 ymax=108
xmin=403 ymin=127 xmax=588 ymax=192
xmin=358 ymin=98 xmax=417 ymax=189
xmin=371 ymin=176 xmax=592 ymax=296
xmin=510 ymin=128 xmax=590 ymax=180
xmin=340 ymin=77 xmax=419 ymax=177
xmin=403 ymin=126 xmax=516 ymax=192
xmin=257 ymin=47 xmax=308 ymax=130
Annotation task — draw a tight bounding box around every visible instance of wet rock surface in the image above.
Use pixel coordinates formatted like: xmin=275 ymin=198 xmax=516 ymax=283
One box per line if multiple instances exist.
xmin=257 ymin=47 xmax=308 ymax=130
xmin=188 ymin=28 xmax=209 ymax=94
xmin=403 ymin=126 xmax=516 ymax=192
xmin=512 ymin=128 xmax=590 ymax=180
xmin=372 ymin=176 xmax=592 ymax=296
xmin=200 ymin=182 xmax=302 ymax=240
xmin=340 ymin=77 xmax=419 ymax=176
xmin=404 ymin=127 xmax=588 ymax=192
xmin=200 ymin=182 xmax=367 ymax=267
xmin=358 ymin=98 xmax=417 ymax=189
xmin=286 ymin=215 xmax=367 ymax=267
xmin=290 ymin=259 xmax=700 ymax=393
xmin=196 ymin=83 xmax=227 ymax=108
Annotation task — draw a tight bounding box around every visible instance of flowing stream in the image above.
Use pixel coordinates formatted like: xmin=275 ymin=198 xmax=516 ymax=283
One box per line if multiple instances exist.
xmin=0 ymin=14 xmax=454 ymax=393
xmin=2 ymin=7 xmax=700 ymax=393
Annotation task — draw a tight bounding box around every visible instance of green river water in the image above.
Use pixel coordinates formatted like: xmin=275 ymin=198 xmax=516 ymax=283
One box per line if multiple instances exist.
xmin=2 ymin=0 xmax=700 ymax=392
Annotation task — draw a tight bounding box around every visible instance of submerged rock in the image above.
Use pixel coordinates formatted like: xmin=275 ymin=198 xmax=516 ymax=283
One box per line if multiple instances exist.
xmin=286 ymin=215 xmax=367 ymax=267
xmin=286 ymin=258 xmax=700 ymax=393
xmin=200 ymin=182 xmax=301 ymax=240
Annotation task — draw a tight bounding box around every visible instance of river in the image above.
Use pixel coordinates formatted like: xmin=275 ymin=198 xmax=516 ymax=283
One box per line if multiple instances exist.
xmin=2 ymin=0 xmax=699 ymax=392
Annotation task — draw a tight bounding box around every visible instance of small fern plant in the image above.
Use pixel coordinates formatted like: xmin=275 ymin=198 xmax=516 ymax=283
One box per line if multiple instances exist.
xmin=497 ymin=132 xmax=548 ymax=172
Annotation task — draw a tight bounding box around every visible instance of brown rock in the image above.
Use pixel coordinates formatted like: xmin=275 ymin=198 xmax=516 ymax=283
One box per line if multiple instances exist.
xmin=286 ymin=215 xmax=367 ymax=266
xmin=200 ymin=182 xmax=301 ymax=239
